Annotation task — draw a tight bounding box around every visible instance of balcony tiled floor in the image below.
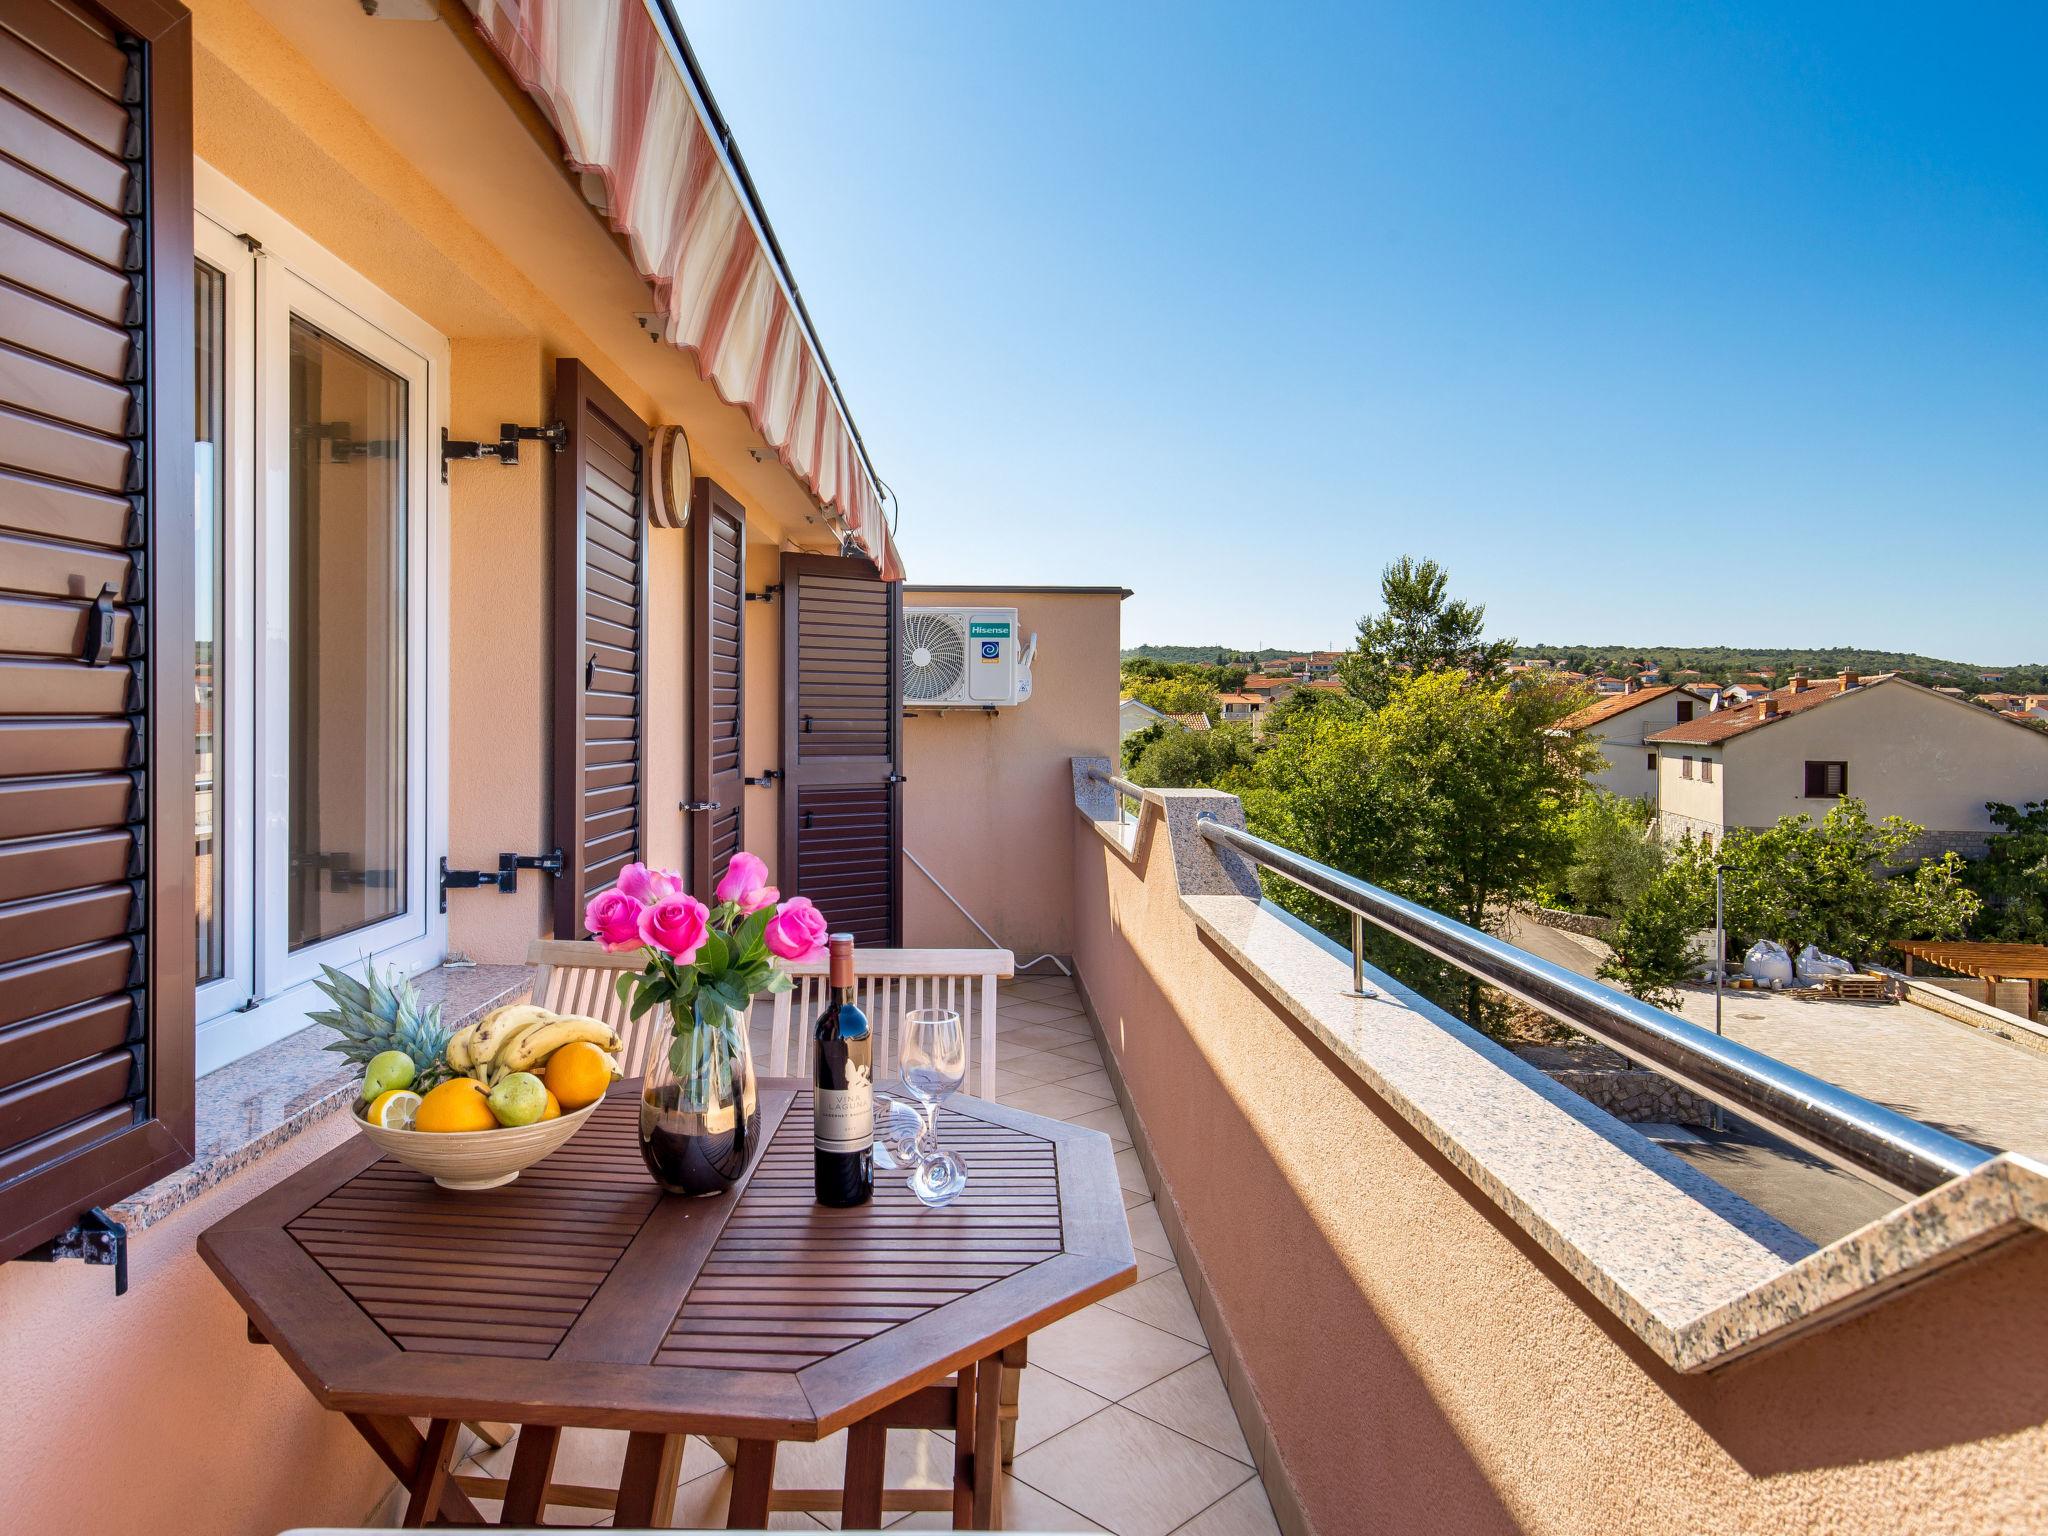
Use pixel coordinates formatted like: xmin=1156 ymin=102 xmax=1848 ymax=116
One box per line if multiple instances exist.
xmin=454 ymin=972 xmax=1278 ymax=1533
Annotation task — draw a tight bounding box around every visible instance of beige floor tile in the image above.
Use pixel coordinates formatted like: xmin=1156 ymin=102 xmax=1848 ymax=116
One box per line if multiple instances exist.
xmin=998 ymin=1046 xmax=1099 ymax=1084
xmin=991 ymin=1065 xmax=1043 ymax=1098
xmin=1124 ymin=1357 xmax=1254 ymax=1464
xmin=1003 ymin=1021 xmax=1093 ymax=1051
xmin=1009 ymin=1367 xmax=1114 ymax=1456
xmin=1012 ymin=1405 xmax=1253 ymax=1536
xmin=465 ymin=1425 xmax=726 ymax=1494
xmin=1003 ymin=999 xmax=1082 ymax=1025
xmin=1122 ymin=1186 xmax=1147 ymax=1210
xmin=1061 ymin=1068 xmax=1116 ymax=1099
xmin=1066 ymin=1102 xmax=1133 ymax=1147
xmin=1125 ymin=1200 xmax=1174 ymax=1259
xmin=1025 ymin=1302 xmax=1209 ymax=1400
xmin=1047 ymin=1038 xmax=1106 ymax=1066
xmin=1169 ymin=1478 xmax=1282 ymax=1536
xmin=1134 ymin=1245 xmax=1176 ymax=1281
xmin=889 ymin=1473 xmax=1106 ymax=1530
xmin=1114 ymin=1146 xmax=1151 ymax=1195
xmin=669 ymin=1466 xmax=825 ymax=1529
xmin=1099 ymin=1269 xmax=1206 ymax=1345
xmin=1004 ymin=1080 xmax=1114 ymax=1120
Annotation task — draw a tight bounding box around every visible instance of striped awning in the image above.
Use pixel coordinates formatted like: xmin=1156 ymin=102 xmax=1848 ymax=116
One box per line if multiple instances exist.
xmin=465 ymin=0 xmax=904 ymax=582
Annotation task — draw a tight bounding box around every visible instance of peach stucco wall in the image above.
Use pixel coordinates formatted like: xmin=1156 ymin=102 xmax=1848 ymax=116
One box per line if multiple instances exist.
xmin=903 ymin=589 xmax=1123 ymax=957
xmin=0 ymin=1114 xmax=393 ymax=1535
xmin=1072 ymin=806 xmax=2048 ymax=1535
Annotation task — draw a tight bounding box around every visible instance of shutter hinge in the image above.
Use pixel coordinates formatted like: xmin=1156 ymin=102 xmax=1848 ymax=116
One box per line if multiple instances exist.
xmin=744 ymin=584 xmax=782 ymax=603
xmin=440 ymin=421 xmax=566 ymax=483
xmin=742 ymin=769 xmax=782 ymax=787
xmin=438 ymin=850 xmax=564 ymax=912
xmin=80 ymin=585 xmax=119 ymax=666
xmin=21 ymin=1209 xmax=130 ymax=1296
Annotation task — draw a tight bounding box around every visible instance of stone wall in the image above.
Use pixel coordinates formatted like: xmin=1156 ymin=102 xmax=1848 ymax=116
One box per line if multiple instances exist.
xmin=1532 ymin=907 xmax=1617 ymax=942
xmin=1544 ymin=1067 xmax=1716 ymax=1127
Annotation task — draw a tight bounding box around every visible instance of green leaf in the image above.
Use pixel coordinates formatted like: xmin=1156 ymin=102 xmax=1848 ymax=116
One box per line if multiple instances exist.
xmin=694 ymin=928 xmax=730 ymax=978
xmin=614 ymin=972 xmax=636 ymax=1009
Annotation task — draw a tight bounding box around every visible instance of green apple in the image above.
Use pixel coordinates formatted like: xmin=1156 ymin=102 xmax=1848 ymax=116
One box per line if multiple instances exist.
xmin=488 ymin=1070 xmax=548 ymax=1128
xmin=361 ymin=1050 xmax=416 ymax=1102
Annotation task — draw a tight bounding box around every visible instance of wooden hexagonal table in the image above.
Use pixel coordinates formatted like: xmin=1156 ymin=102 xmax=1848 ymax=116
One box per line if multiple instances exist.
xmin=199 ymin=1081 xmax=1135 ymax=1528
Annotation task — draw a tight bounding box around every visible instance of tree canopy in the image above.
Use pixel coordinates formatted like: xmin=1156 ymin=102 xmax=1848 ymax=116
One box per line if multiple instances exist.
xmin=1963 ymin=800 xmax=2048 ymax=944
xmin=1338 ymin=556 xmax=1516 ymax=707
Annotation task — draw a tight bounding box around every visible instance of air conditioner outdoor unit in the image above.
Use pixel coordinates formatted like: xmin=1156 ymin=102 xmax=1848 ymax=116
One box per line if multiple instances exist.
xmin=902 ymin=607 xmax=1035 ymax=707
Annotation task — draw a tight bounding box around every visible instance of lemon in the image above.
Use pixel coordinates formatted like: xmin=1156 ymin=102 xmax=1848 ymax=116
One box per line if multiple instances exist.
xmin=413 ymin=1078 xmax=498 ymax=1133
xmin=364 ymin=1088 xmax=422 ymax=1130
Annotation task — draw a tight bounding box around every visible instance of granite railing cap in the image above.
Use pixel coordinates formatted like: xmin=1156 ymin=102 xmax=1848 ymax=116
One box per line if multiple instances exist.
xmin=112 ymin=963 xmax=533 ymax=1233
xmin=1071 ymin=759 xmax=2048 ymax=1373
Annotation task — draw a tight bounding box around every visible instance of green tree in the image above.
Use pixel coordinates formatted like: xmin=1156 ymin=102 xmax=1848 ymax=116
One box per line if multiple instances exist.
xmin=1338 ymin=556 xmax=1516 ymax=707
xmin=1244 ymin=670 xmax=1594 ymax=1023
xmin=1713 ymin=800 xmax=1980 ymax=964
xmin=1599 ymin=838 xmax=1713 ymax=1008
xmin=1554 ymin=791 xmax=1667 ymax=917
xmin=1126 ymin=722 xmax=1257 ymax=790
xmin=1121 ymin=671 xmax=1219 ymax=720
xmin=1964 ymin=800 xmax=2048 ymax=943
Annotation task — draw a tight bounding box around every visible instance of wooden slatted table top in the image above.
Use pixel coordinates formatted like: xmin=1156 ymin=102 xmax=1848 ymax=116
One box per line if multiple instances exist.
xmin=199 ymin=1080 xmax=1134 ymax=1439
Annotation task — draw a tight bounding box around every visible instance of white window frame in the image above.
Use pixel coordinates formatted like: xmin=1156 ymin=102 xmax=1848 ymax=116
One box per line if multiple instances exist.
xmin=193 ymin=163 xmax=451 ymax=1076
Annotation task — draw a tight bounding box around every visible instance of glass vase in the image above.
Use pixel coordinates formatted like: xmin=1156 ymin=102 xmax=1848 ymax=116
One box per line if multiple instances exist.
xmin=637 ymin=993 xmax=760 ymax=1196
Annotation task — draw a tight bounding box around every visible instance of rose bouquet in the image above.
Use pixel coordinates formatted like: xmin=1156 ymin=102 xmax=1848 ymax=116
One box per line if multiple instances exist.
xmin=586 ymin=853 xmax=830 ymax=1193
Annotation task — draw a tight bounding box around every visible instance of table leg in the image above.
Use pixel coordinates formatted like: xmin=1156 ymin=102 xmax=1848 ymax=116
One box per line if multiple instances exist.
xmin=499 ymin=1423 xmax=561 ymax=1526
xmin=728 ymin=1439 xmax=778 ymax=1529
xmin=973 ymin=1355 xmax=1003 ymax=1529
xmin=951 ymin=1365 xmax=977 ymax=1528
xmin=841 ymin=1419 xmax=888 ymax=1529
xmin=615 ymin=1431 xmax=686 ymax=1529
xmin=1000 ymin=1338 xmax=1028 ymax=1465
xmin=346 ymin=1413 xmax=487 ymax=1526
xmin=401 ymin=1418 xmax=462 ymax=1528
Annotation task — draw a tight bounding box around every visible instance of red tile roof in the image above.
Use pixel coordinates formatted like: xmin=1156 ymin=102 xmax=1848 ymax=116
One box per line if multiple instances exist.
xmin=1646 ymin=678 xmax=1853 ymax=744
xmin=1554 ymin=685 xmax=1690 ymax=733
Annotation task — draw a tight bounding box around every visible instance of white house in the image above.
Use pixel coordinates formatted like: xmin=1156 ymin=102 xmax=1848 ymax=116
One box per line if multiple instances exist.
xmin=1647 ymin=672 xmax=2048 ymax=858
xmin=1554 ymin=681 xmax=1713 ymax=801
xmin=1119 ymin=696 xmax=1179 ymax=740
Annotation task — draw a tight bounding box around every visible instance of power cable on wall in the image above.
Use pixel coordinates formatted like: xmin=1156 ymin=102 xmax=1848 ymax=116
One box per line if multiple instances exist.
xmin=904 ymin=850 xmax=1071 ymax=977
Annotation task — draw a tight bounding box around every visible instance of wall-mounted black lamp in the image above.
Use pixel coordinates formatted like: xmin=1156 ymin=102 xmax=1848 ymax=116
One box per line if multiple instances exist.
xmin=440 ymin=421 xmax=568 ymax=482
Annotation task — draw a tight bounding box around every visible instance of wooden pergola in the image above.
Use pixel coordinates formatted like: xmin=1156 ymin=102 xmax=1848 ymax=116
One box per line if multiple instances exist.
xmin=1894 ymin=940 xmax=2048 ymax=1020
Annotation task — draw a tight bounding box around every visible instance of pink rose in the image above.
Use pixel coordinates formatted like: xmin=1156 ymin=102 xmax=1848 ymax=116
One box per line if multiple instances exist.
xmin=616 ymin=862 xmax=680 ymax=906
xmin=715 ymin=851 xmax=779 ymax=913
xmin=639 ymin=894 xmax=711 ymax=964
xmin=764 ymin=897 xmax=830 ymax=964
xmin=585 ymin=888 xmax=645 ymax=952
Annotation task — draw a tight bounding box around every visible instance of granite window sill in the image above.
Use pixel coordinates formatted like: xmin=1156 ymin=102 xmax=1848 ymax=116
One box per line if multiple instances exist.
xmin=111 ymin=964 xmax=533 ymax=1233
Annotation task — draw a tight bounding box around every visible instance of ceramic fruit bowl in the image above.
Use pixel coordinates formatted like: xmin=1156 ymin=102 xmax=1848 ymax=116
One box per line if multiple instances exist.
xmin=353 ymin=1093 xmax=605 ymax=1190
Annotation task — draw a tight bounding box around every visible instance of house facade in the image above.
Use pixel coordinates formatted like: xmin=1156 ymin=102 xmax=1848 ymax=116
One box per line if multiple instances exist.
xmin=1648 ymin=673 xmax=2048 ymax=855
xmin=1553 ymin=682 xmax=1710 ymax=801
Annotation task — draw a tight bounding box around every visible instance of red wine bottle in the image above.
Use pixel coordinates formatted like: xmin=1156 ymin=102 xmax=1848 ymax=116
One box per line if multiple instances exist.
xmin=814 ymin=933 xmax=873 ymax=1207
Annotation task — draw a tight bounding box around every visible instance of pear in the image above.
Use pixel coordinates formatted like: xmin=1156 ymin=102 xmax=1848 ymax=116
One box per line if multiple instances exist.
xmin=487 ymin=1070 xmax=548 ymax=1128
xmin=361 ymin=1050 xmax=416 ymax=1102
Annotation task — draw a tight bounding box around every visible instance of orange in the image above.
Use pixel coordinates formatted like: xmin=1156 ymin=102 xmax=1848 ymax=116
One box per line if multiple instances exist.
xmin=545 ymin=1041 xmax=613 ymax=1110
xmin=412 ymin=1078 xmax=497 ymax=1133
xmin=542 ymin=1089 xmax=563 ymax=1121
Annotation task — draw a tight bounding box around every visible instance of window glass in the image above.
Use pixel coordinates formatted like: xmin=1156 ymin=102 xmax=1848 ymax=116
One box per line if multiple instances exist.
xmin=195 ymin=262 xmax=226 ymax=983
xmin=286 ymin=316 xmax=409 ymax=950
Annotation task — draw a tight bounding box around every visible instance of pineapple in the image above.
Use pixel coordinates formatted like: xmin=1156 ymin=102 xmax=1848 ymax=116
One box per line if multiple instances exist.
xmin=311 ymin=958 xmax=454 ymax=1091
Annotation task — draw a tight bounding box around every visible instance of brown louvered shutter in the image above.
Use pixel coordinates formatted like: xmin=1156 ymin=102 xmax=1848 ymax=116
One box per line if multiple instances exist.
xmin=0 ymin=0 xmax=194 ymax=1262
xmin=551 ymin=359 xmax=649 ymax=937
xmin=780 ymin=554 xmax=901 ymax=946
xmin=688 ymin=477 xmax=744 ymax=895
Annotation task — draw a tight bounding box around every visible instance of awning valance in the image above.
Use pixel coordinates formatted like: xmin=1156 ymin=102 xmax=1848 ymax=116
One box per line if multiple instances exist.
xmin=466 ymin=0 xmax=904 ymax=582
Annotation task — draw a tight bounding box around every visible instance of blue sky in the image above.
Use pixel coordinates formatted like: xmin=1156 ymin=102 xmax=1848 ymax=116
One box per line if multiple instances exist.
xmin=680 ymin=2 xmax=2046 ymax=662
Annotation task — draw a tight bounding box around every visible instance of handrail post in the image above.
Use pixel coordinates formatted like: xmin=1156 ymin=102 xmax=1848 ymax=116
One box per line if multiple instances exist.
xmin=1348 ymin=912 xmax=1377 ymax=999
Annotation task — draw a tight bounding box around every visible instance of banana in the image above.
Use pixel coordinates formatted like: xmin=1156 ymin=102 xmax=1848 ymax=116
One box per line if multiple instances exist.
xmin=495 ymin=1014 xmax=624 ymax=1076
xmin=465 ymin=1002 xmax=553 ymax=1067
xmin=482 ymin=1016 xmax=556 ymax=1084
xmin=444 ymin=1024 xmax=477 ymax=1074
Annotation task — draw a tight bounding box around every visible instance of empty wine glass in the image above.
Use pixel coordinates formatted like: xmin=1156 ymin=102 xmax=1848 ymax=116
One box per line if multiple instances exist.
xmin=871 ymin=1094 xmax=925 ymax=1170
xmin=900 ymin=1008 xmax=969 ymax=1206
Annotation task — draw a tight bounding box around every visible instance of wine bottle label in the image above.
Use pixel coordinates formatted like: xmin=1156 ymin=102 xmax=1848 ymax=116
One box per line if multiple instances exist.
xmin=815 ymin=1076 xmax=874 ymax=1154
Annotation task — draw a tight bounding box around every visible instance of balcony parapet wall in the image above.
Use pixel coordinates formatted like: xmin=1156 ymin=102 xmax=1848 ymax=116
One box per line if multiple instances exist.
xmin=1071 ymin=756 xmax=2048 ymax=1533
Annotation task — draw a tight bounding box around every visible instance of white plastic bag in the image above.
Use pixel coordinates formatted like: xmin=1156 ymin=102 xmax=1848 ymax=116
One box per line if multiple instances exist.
xmin=1743 ymin=940 xmax=1794 ymax=985
xmin=1796 ymin=944 xmax=1853 ymax=979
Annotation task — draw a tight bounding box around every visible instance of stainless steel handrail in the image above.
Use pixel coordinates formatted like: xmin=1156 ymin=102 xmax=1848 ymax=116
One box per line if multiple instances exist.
xmin=1091 ymin=771 xmax=1989 ymax=1195
xmin=1183 ymin=813 xmax=1991 ymax=1197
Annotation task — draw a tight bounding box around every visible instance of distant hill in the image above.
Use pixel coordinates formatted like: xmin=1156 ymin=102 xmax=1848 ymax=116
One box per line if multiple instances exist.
xmin=1513 ymin=646 xmax=2046 ymax=689
xmin=1121 ymin=644 xmax=1305 ymax=666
